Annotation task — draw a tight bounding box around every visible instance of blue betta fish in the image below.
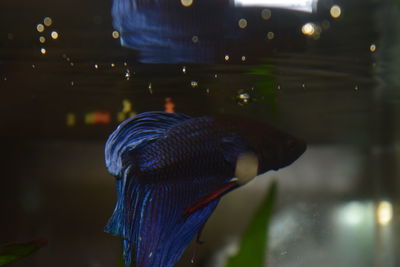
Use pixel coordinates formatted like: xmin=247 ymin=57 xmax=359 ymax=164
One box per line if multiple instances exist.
xmin=104 ymin=111 xmax=306 ymax=267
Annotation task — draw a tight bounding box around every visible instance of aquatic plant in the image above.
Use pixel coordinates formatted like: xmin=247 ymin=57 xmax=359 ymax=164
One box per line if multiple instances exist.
xmin=225 ymin=182 xmax=277 ymax=267
xmin=0 ymin=238 xmax=47 ymax=266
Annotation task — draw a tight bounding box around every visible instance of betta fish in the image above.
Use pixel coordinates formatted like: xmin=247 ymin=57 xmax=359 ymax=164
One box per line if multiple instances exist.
xmin=104 ymin=111 xmax=306 ymax=267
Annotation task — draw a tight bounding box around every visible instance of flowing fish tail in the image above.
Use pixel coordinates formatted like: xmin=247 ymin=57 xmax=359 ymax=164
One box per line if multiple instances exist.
xmin=105 ymin=112 xmax=222 ymax=267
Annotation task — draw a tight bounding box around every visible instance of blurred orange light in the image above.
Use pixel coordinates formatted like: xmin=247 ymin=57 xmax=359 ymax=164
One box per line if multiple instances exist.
xmin=164 ymin=97 xmax=175 ymax=113
xmin=85 ymin=111 xmax=111 ymax=125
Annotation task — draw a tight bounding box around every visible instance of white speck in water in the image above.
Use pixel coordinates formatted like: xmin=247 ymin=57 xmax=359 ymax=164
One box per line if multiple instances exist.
xmin=192 ymin=35 xmax=199 ymax=43
xmin=214 ymin=74 xmax=218 ymax=78
xmin=237 ymin=91 xmax=250 ymax=105
xmin=370 ymin=44 xmax=376 ymax=52
xmin=182 ymin=66 xmax=186 ymax=73
xmin=355 ymin=85 xmax=359 ymax=90
xmin=4 ymin=77 xmax=7 ymax=81
xmin=148 ymin=83 xmax=153 ymax=94
xmin=277 ymin=85 xmax=281 ymax=90
xmin=111 ymin=63 xmax=115 ymax=67
xmin=239 ymin=93 xmax=249 ymax=100
xmin=149 ymin=252 xmax=153 ymax=258
xmin=267 ymin=31 xmax=274 ymax=40
xmin=32 ymin=64 xmax=36 ymax=69
xmin=125 ymin=69 xmax=131 ymax=80
xmin=191 ymin=81 xmax=198 ymax=88
xmin=70 ymin=62 xmax=74 ymax=67
xmin=302 ymin=83 xmax=306 ymax=88
xmin=70 ymin=81 xmax=74 ymax=86
xmin=241 ymin=56 xmax=246 ymax=61
xmin=124 ymin=62 xmax=128 ymax=66
xmin=94 ymin=64 xmax=99 ymax=69
xmin=206 ymin=88 xmax=210 ymax=94
xmin=224 ymin=55 xmax=230 ymax=61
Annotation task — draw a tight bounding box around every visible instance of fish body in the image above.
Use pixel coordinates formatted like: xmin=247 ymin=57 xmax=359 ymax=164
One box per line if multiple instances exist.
xmin=104 ymin=111 xmax=306 ymax=267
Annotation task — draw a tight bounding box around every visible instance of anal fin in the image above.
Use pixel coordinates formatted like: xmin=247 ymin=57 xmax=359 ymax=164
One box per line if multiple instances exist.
xmin=184 ymin=181 xmax=238 ymax=216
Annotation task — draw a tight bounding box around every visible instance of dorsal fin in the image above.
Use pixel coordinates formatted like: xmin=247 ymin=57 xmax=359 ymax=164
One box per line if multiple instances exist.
xmin=105 ymin=111 xmax=191 ymax=177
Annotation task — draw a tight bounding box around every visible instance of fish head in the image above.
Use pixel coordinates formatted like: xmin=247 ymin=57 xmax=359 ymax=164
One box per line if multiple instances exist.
xmin=272 ymin=133 xmax=306 ymax=170
xmin=216 ymin=115 xmax=306 ymax=173
xmin=254 ymin=126 xmax=306 ymax=172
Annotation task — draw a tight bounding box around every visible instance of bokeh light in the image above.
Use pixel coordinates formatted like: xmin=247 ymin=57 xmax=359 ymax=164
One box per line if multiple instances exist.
xmin=112 ymin=31 xmax=120 ymax=39
xmin=39 ymin=36 xmax=46 ymax=43
xmin=40 ymin=48 xmax=46 ymax=54
xmin=180 ymin=0 xmax=193 ymax=7
xmin=66 ymin=113 xmax=76 ymax=127
xmin=376 ymin=201 xmax=392 ymax=226
xmin=370 ymin=44 xmax=376 ymax=52
xmin=192 ymin=35 xmax=199 ymax=43
xmin=43 ymin=17 xmax=52 ymax=26
xmin=164 ymin=97 xmax=175 ymax=113
xmin=51 ymin=31 xmax=59 ymax=39
xmin=122 ymin=99 xmax=132 ymax=113
xmin=238 ymin=18 xmax=248 ymax=29
xmin=85 ymin=111 xmax=111 ymax=125
xmin=117 ymin=112 xmax=126 ymax=122
xmin=36 ymin=24 xmax=45 ymax=33
xmin=261 ymin=9 xmax=271 ymax=20
xmin=330 ymin=5 xmax=341 ymax=19
xmin=302 ymin=23 xmax=315 ymax=36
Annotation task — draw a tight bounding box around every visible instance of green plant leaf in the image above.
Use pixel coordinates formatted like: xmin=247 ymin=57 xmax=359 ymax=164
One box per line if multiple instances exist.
xmin=0 ymin=238 xmax=47 ymax=266
xmin=247 ymin=64 xmax=277 ymax=114
xmin=225 ymin=181 xmax=278 ymax=267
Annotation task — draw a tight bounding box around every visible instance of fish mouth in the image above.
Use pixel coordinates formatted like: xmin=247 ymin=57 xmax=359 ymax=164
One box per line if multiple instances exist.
xmin=273 ymin=138 xmax=306 ymax=170
xmin=285 ymin=138 xmax=307 ymax=166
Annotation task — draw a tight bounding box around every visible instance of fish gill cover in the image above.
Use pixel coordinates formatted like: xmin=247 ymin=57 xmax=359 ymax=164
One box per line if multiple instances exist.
xmin=104 ymin=111 xmax=306 ymax=267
